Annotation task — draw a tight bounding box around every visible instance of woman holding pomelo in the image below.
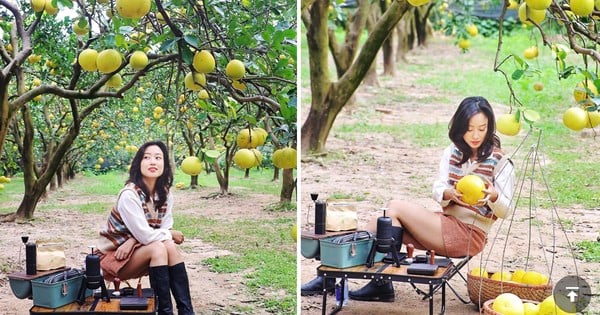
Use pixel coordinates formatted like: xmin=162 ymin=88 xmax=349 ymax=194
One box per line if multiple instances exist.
xmin=349 ymin=96 xmax=516 ymax=301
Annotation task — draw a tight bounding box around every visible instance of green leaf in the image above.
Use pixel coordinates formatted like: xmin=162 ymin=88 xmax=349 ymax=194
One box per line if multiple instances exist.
xmin=159 ymin=38 xmax=179 ymax=52
xmin=183 ymin=35 xmax=200 ymax=48
xmin=512 ymin=69 xmax=524 ymax=80
xmin=181 ymin=45 xmax=194 ymax=65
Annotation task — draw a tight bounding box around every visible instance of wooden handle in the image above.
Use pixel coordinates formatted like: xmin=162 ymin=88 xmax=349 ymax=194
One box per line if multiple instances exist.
xmin=407 ymin=243 xmax=414 ymax=258
xmin=429 ymin=250 xmax=435 ymax=265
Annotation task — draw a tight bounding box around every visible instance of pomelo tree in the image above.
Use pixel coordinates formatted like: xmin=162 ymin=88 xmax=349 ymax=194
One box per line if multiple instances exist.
xmin=0 ymin=0 xmax=296 ymax=221
xmin=301 ymin=0 xmax=600 ymax=153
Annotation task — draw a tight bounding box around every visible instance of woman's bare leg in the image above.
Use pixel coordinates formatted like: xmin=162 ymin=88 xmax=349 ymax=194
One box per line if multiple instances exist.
xmin=118 ymin=241 xmax=168 ymax=279
xmin=163 ymin=240 xmax=183 ymax=266
xmin=366 ymin=200 xmax=447 ymax=255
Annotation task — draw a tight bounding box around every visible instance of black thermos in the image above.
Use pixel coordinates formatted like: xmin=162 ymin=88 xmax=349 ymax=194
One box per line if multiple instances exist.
xmin=376 ymin=210 xmax=393 ymax=240
xmin=315 ymin=200 xmax=326 ymax=234
xmin=25 ymin=242 xmax=37 ymax=275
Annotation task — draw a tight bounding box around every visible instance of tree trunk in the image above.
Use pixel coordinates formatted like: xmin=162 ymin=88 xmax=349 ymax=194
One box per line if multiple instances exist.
xmin=301 ymin=0 xmax=410 ymax=153
xmin=379 ymin=0 xmax=395 ymax=76
xmin=279 ymin=168 xmax=295 ymax=202
xmin=272 ymin=167 xmax=279 ymax=181
xmin=395 ymin=14 xmax=411 ymax=63
xmin=415 ymin=4 xmax=433 ymax=47
xmin=189 ymin=175 xmax=199 ymax=188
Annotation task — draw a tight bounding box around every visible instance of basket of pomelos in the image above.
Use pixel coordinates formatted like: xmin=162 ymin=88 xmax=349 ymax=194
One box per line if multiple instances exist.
xmin=467 ymin=267 xmax=553 ymax=306
xmin=483 ymin=293 xmax=575 ymax=315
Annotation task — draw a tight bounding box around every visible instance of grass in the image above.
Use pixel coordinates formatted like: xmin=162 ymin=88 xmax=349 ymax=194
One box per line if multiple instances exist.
xmin=573 ymin=240 xmax=600 ymax=263
xmin=0 ymin=166 xmax=296 ymax=314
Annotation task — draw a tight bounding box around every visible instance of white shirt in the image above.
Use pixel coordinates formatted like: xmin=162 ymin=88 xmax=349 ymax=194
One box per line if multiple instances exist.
xmin=432 ymin=145 xmax=514 ymax=219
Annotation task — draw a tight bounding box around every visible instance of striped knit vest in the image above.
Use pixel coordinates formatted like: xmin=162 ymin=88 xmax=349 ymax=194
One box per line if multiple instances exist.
xmin=99 ymin=183 xmax=168 ymax=248
xmin=448 ymin=146 xmax=504 ymax=219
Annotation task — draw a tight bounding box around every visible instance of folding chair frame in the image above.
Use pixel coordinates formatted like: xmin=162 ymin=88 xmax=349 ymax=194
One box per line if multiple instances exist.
xmin=409 ymin=256 xmax=472 ymax=305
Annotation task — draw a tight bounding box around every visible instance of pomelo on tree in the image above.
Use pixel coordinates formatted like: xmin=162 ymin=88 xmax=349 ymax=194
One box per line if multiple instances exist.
xmin=198 ymin=89 xmax=209 ymax=99
xmin=465 ymin=24 xmax=478 ymax=37
xmin=31 ymin=0 xmax=45 ymax=12
xmin=232 ymin=80 xmax=246 ymax=91
xmin=184 ymin=72 xmax=206 ymax=91
xmin=497 ymin=113 xmax=521 ymax=136
xmin=72 ymin=19 xmax=89 ymax=36
xmin=573 ymin=79 xmax=598 ymax=103
xmin=236 ymin=128 xmax=261 ymax=149
xmin=225 ymin=59 xmax=245 ymax=80
xmin=250 ymin=148 xmax=262 ymax=167
xmin=192 ymin=50 xmax=215 ymax=74
xmin=116 ymin=0 xmax=151 ymax=19
xmin=272 ymin=147 xmax=297 ymax=169
xmin=562 ymin=107 xmax=587 ymax=131
xmin=78 ymin=48 xmax=99 ymax=72
xmin=570 ymin=0 xmax=594 ymax=16
xmin=129 ymin=51 xmax=148 ymax=70
xmin=585 ymin=110 xmax=600 ymax=128
xmin=106 ymin=74 xmax=122 ymax=88
xmin=407 ymin=0 xmax=430 ymax=6
xmin=526 ymin=0 xmax=551 ymax=10
xmin=181 ymin=156 xmax=203 ymax=176
xmin=44 ymin=0 xmax=58 ymax=15
xmin=523 ymin=46 xmax=539 ymax=59
xmin=518 ymin=3 xmax=546 ymax=25
xmin=493 ymin=293 xmax=525 ymax=315
xmin=96 ymin=49 xmax=122 ymax=74
xmin=458 ymin=38 xmax=470 ymax=50
xmin=455 ymin=174 xmax=486 ymax=205
xmin=233 ymin=149 xmax=256 ymax=169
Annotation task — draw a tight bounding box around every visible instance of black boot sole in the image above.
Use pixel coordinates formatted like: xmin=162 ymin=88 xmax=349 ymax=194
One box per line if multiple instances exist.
xmin=300 ymin=289 xmax=334 ymax=296
xmin=348 ymin=293 xmax=395 ymax=302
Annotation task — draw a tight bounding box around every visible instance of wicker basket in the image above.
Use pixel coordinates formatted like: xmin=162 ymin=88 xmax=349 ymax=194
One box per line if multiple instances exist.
xmin=467 ymin=273 xmax=553 ymax=306
xmin=482 ymin=299 xmax=539 ymax=315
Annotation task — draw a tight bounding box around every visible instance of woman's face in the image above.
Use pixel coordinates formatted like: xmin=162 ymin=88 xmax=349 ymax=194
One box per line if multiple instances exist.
xmin=140 ymin=145 xmax=164 ymax=180
xmin=463 ymin=112 xmax=488 ymax=152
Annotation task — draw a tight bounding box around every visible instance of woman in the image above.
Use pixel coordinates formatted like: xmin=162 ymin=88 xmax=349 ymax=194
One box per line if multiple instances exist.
xmin=348 ymin=96 xmax=515 ymax=302
xmin=97 ymin=141 xmax=195 ymax=315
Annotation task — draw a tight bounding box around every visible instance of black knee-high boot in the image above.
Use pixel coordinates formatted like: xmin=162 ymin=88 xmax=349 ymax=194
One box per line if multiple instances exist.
xmin=169 ymin=262 xmax=195 ymax=315
xmin=149 ymin=265 xmax=174 ymax=315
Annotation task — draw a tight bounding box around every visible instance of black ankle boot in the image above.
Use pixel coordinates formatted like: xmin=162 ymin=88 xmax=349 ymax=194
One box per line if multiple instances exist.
xmin=169 ymin=263 xmax=195 ymax=315
xmin=349 ymin=279 xmax=395 ymax=302
xmin=300 ymin=276 xmax=335 ymax=296
xmin=149 ymin=265 xmax=174 ymax=315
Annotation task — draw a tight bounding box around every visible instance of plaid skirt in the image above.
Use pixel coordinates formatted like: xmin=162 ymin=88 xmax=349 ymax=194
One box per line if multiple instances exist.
xmin=439 ymin=213 xmax=487 ymax=258
xmin=97 ymin=244 xmax=148 ymax=282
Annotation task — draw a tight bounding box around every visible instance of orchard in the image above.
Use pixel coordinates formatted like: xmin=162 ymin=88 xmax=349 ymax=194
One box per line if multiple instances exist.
xmin=0 ymin=0 xmax=297 ymax=221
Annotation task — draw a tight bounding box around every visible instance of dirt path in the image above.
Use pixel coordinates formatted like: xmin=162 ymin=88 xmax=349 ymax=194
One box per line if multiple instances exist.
xmin=300 ymin=36 xmax=600 ymax=314
xmin=0 ymin=179 xmax=289 ymax=315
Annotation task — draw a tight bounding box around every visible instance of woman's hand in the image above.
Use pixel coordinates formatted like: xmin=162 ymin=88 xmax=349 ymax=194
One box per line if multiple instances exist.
xmin=479 ymin=177 xmax=499 ymax=206
xmin=443 ymin=188 xmax=470 ymax=207
xmin=114 ymin=238 xmax=136 ymax=261
xmin=171 ymin=229 xmax=185 ymax=244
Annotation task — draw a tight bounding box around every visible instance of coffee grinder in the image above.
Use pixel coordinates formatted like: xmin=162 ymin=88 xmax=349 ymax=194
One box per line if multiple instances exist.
xmin=78 ymin=246 xmax=110 ymax=304
xmin=366 ymin=208 xmax=403 ymax=267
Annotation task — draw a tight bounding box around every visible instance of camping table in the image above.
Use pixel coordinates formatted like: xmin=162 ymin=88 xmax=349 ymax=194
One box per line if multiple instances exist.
xmin=30 ymin=289 xmax=156 ymax=315
xmin=317 ymin=261 xmax=454 ymax=315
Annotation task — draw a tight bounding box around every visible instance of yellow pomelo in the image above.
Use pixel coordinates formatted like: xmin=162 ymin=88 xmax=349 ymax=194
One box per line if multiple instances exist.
xmin=538 ymin=295 xmax=575 ymax=315
xmin=31 ymin=0 xmax=45 ymax=12
xmin=32 ymin=77 xmax=41 ymax=86
xmin=0 ymin=183 xmax=5 ymax=190
xmin=0 ymin=176 xmax=11 ymax=183
xmin=181 ymin=156 xmax=203 ymax=176
xmin=153 ymin=106 xmax=163 ymax=114
xmin=192 ymin=50 xmax=215 ymax=74
xmin=518 ymin=3 xmax=546 ymax=25
xmin=458 ymin=38 xmax=470 ymax=50
xmin=521 ymin=271 xmax=547 ymax=285
xmin=493 ymin=293 xmax=525 ymax=315
xmin=573 ymin=79 xmax=598 ymax=103
xmin=72 ymin=20 xmax=89 ymax=36
xmin=562 ymin=107 xmax=587 ymax=131
xmin=252 ymin=127 xmax=268 ymax=146
xmin=407 ymin=0 xmax=430 ymax=6
xmin=272 ymin=147 xmax=297 ymax=169
xmin=490 ymin=271 xmax=512 ymax=282
xmin=106 ymin=74 xmax=122 ymax=88
xmin=33 ymin=95 xmax=42 ymax=101
xmin=585 ymin=110 xmax=600 ymax=128
xmin=470 ymin=267 xmax=489 ymax=278
xmin=533 ymin=82 xmax=544 ymax=91
xmin=508 ymin=0 xmax=519 ymax=9
xmin=523 ymin=302 xmax=540 ymax=315
xmin=225 ymin=59 xmax=245 ymax=80
xmin=250 ymin=148 xmax=263 ymax=167
xmin=44 ymin=0 xmax=58 ymax=15
xmin=96 ymin=49 xmax=122 ymax=74
xmin=523 ymin=46 xmax=539 ymax=59
xmin=290 ymin=223 xmax=297 ymax=242
xmin=78 ymin=48 xmax=98 ymax=72
xmin=232 ymin=80 xmax=246 ymax=91
xmin=512 ymin=269 xmax=527 ymax=283
xmin=129 ymin=51 xmax=148 ymax=70
xmin=198 ymin=89 xmax=209 ymax=99
xmin=526 ymin=0 xmax=551 ymax=10
xmin=236 ymin=128 xmax=261 ymax=149
xmin=466 ymin=24 xmax=478 ymax=37
xmin=184 ymin=72 xmax=206 ymax=91
xmin=116 ymin=0 xmax=151 ymax=19
xmin=456 ymin=174 xmax=486 ymax=205
xmin=497 ymin=113 xmax=521 ymax=136
xmin=570 ymin=0 xmax=594 ymax=16
xmin=233 ymin=149 xmax=256 ymax=169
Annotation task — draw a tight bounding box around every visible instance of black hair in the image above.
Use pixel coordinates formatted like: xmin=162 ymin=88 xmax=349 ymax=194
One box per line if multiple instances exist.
xmin=448 ymin=96 xmax=501 ymax=164
xmin=127 ymin=141 xmax=173 ymax=209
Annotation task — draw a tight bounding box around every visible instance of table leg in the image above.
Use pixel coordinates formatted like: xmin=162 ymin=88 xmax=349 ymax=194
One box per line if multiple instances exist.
xmin=429 ymin=283 xmax=433 ymax=315
xmin=441 ymin=281 xmax=446 ymax=315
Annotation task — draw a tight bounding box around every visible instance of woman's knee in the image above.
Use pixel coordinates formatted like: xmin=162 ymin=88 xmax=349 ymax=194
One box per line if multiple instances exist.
xmin=146 ymin=241 xmax=169 ymax=260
